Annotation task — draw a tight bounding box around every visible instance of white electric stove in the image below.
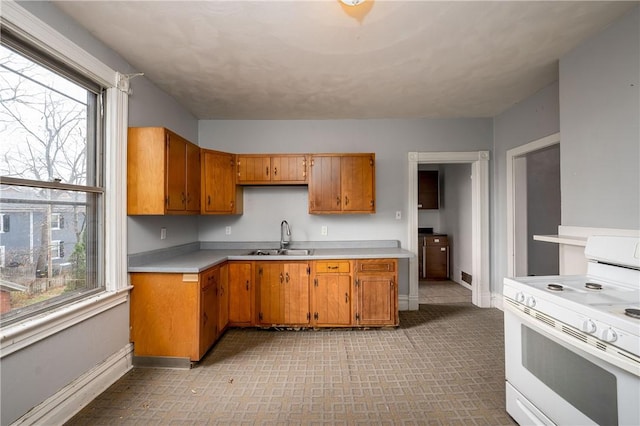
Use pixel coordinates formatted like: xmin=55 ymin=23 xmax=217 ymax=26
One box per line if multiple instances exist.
xmin=503 ymin=235 xmax=640 ymax=425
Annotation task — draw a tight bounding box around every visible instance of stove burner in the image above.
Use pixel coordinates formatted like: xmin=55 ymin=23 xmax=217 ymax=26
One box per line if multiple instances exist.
xmin=547 ymin=283 xmax=564 ymax=291
xmin=625 ymin=308 xmax=640 ymax=319
xmin=585 ymin=282 xmax=603 ymax=290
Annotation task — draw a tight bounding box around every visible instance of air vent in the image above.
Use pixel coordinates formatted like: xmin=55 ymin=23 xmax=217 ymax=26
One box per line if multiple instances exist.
xmin=596 ymin=342 xmax=607 ymax=352
xmin=534 ymin=312 xmax=555 ymax=327
xmin=561 ymin=326 xmax=588 ymax=343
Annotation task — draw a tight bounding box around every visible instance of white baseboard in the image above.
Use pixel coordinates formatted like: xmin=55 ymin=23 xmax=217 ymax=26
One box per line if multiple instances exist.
xmin=13 ymin=343 xmax=133 ymax=425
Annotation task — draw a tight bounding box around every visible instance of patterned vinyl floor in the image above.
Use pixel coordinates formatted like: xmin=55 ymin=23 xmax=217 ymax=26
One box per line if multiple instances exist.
xmin=67 ymin=283 xmax=514 ymax=425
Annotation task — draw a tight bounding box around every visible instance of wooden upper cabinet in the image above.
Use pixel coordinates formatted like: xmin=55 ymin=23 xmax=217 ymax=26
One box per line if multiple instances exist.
xmin=237 ymin=154 xmax=307 ymax=185
xmin=128 ymin=127 xmax=200 ymax=215
xmin=418 ymin=170 xmax=439 ymax=209
xmin=201 ymin=149 xmax=243 ymax=215
xmin=308 ymin=154 xmax=375 ymax=214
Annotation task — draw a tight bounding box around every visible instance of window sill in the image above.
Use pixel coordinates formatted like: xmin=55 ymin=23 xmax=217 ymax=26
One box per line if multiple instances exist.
xmin=0 ymin=287 xmax=131 ymax=358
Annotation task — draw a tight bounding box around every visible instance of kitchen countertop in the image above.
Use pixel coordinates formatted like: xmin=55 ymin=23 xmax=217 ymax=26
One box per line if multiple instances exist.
xmin=128 ymin=241 xmax=414 ymax=274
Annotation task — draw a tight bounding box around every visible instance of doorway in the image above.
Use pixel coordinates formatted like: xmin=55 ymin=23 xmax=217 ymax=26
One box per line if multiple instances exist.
xmin=507 ymin=133 xmax=561 ymax=277
xmin=407 ymin=151 xmax=490 ymax=310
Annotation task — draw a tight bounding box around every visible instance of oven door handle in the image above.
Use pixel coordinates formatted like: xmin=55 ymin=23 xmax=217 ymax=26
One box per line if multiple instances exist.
xmin=504 ymin=298 xmax=640 ymax=378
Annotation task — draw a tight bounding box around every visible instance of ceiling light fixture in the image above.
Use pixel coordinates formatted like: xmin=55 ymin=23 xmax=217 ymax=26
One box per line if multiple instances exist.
xmin=340 ymin=0 xmax=366 ymax=6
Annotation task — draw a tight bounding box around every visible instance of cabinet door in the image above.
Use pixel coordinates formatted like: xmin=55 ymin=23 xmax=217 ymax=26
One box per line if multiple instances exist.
xmin=426 ymin=245 xmax=449 ymax=279
xmin=271 ymin=155 xmax=307 ymax=183
xmin=185 ymin=141 xmax=201 ymax=212
xmin=166 ymin=131 xmax=187 ymax=212
xmin=199 ymin=267 xmax=219 ymax=359
xmin=357 ymin=274 xmax=396 ymax=326
xmin=228 ymin=262 xmax=253 ymax=325
xmin=218 ymin=263 xmax=229 ymax=336
xmin=257 ymin=263 xmax=285 ymax=324
xmin=314 ymin=274 xmax=352 ymax=326
xmin=308 ymin=155 xmax=341 ymax=213
xmin=341 ymin=154 xmax=375 ymax=213
xmin=283 ymin=262 xmax=310 ymax=325
xmin=202 ymin=150 xmax=239 ymax=214
xmin=237 ymin=155 xmax=271 ymax=183
xmin=418 ymin=170 xmax=439 ymax=209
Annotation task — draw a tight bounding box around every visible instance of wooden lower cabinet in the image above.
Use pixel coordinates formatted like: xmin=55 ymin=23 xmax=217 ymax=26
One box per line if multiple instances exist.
xmin=312 ymin=260 xmax=353 ymax=326
xmin=130 ymin=265 xmax=221 ymax=362
xmin=129 ymin=258 xmax=399 ymax=361
xmin=256 ymin=262 xmax=310 ymax=326
xmin=228 ymin=261 xmax=254 ymax=326
xmin=218 ymin=263 xmax=229 ymax=336
xmin=355 ymin=259 xmax=398 ymax=326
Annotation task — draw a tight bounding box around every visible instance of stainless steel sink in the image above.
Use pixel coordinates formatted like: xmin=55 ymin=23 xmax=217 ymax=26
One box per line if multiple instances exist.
xmin=247 ymin=249 xmax=313 ymax=256
xmin=280 ymin=249 xmax=313 ymax=256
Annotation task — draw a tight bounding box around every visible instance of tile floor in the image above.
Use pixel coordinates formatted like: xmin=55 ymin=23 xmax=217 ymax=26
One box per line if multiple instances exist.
xmin=67 ymin=282 xmax=514 ymax=425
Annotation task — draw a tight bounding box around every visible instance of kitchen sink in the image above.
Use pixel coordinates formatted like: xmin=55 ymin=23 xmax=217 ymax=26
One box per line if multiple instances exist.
xmin=247 ymin=249 xmax=313 ymax=256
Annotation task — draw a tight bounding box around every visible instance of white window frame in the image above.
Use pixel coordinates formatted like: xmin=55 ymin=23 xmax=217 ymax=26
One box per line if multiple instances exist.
xmin=50 ymin=213 xmax=62 ymax=231
xmin=50 ymin=240 xmax=62 ymax=260
xmin=0 ymin=246 xmax=5 ymax=268
xmin=0 ymin=213 xmax=7 ymax=233
xmin=0 ymin=1 xmax=130 ymax=357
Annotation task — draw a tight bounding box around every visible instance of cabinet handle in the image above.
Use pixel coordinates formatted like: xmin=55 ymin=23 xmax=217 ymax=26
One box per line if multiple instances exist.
xmin=344 ymin=196 xmax=349 ymax=206
xmin=279 ymin=273 xmax=284 ymax=283
xmin=336 ymin=196 xmax=341 ymax=206
xmin=208 ymin=195 xmax=211 ymax=205
xmin=285 ymin=272 xmax=290 ymax=283
xmin=328 ymin=265 xmax=338 ymax=270
xmin=266 ymin=166 xmax=269 ymax=176
xmin=246 ymin=280 xmax=249 ymax=291
xmin=345 ymin=292 xmax=349 ymax=303
xmin=273 ymin=167 xmax=277 ymax=176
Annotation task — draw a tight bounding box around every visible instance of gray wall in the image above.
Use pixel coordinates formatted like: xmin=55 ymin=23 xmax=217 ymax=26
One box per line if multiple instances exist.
xmin=560 ymin=6 xmax=639 ymax=229
xmin=2 ymin=2 xmax=198 ymax=424
xmin=439 ymin=163 xmax=473 ymax=284
xmin=197 ymin=119 xmax=493 ymax=250
xmin=527 ymin=144 xmax=560 ymax=276
xmin=492 ymin=82 xmax=560 ymax=296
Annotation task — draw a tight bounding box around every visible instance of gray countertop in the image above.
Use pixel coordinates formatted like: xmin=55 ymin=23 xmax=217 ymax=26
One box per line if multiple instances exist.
xmin=128 ymin=241 xmax=414 ymax=274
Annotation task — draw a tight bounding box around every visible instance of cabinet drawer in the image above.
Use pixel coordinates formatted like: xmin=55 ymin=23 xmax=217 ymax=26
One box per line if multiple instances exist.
xmin=356 ymin=259 xmax=396 ymax=273
xmin=316 ymin=261 xmax=350 ymax=273
xmin=425 ymin=236 xmax=448 ymax=246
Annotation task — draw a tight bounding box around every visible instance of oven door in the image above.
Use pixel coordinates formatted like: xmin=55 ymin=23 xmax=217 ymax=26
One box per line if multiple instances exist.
xmin=504 ymin=307 xmax=640 ymax=426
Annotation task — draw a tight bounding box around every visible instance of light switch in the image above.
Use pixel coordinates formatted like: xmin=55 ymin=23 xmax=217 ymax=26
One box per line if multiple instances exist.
xmin=160 ymin=227 xmax=167 ymax=240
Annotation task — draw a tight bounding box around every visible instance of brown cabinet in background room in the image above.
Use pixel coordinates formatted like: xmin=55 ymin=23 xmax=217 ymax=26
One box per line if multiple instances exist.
xmin=418 ymin=170 xmax=439 ymax=209
xmin=422 ymin=235 xmax=449 ymax=280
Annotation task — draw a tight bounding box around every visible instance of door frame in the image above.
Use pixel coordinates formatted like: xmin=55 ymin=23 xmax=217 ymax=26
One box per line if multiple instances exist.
xmin=506 ymin=132 xmax=560 ymax=277
xmin=407 ymin=151 xmax=490 ymax=309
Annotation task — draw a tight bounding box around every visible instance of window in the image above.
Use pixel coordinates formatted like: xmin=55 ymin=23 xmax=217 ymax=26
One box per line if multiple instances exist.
xmin=50 ymin=213 xmax=64 ymax=230
xmin=0 ymin=214 xmax=8 ymax=233
xmin=0 ymin=30 xmax=104 ymax=324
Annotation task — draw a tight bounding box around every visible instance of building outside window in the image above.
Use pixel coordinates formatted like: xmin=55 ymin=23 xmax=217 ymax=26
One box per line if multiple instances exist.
xmin=0 ymin=30 xmax=105 ymax=323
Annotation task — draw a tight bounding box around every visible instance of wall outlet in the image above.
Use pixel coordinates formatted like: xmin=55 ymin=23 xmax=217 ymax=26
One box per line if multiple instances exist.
xmin=160 ymin=227 xmax=167 ymax=240
xmin=395 ymin=211 xmax=402 ymax=220
xmin=321 ymin=226 xmax=328 ymax=236
xmin=225 ymin=226 xmax=231 ymax=235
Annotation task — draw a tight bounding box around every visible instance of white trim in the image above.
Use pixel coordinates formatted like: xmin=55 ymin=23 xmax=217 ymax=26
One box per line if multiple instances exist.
xmin=13 ymin=343 xmax=133 ymax=425
xmin=0 ymin=289 xmax=130 ymax=357
xmin=1 ymin=0 xmax=116 ymax=87
xmin=506 ymin=132 xmax=560 ymax=277
xmin=408 ymin=151 xmax=491 ymax=309
xmin=104 ymin=82 xmax=129 ymax=292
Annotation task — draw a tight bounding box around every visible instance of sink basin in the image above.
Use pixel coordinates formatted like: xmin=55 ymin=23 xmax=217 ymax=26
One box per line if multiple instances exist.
xmin=280 ymin=249 xmax=313 ymax=256
xmin=247 ymin=249 xmax=313 ymax=256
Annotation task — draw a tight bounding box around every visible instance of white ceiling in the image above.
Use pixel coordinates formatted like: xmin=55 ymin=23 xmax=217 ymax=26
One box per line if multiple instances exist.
xmin=53 ymin=1 xmax=635 ymax=120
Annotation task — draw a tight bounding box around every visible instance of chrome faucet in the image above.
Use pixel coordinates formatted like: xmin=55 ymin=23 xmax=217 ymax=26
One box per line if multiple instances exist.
xmin=280 ymin=220 xmax=291 ymax=249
